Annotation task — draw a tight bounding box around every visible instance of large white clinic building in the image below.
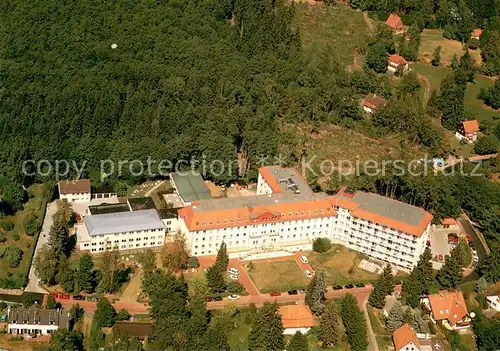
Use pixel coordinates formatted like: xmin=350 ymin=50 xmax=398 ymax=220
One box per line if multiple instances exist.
xmin=178 ymin=166 xmax=432 ymax=270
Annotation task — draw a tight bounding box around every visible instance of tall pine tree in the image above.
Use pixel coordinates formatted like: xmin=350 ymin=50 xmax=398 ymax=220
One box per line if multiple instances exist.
xmin=320 ymin=302 xmax=342 ymax=348
xmin=248 ymin=302 xmax=284 ymax=351
xmin=340 ymin=294 xmax=368 ymax=351
xmin=305 ymin=271 xmax=327 ymax=315
xmin=386 ymin=301 xmax=405 ymax=332
xmin=287 ymin=331 xmax=309 ymax=351
xmin=437 ymin=247 xmax=463 ymax=289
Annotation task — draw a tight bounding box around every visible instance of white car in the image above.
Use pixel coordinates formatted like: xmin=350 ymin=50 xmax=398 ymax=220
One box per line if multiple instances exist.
xmin=227 ymin=294 xmax=240 ymax=300
xmin=300 ymin=255 xmax=309 ymax=264
xmin=305 ymin=270 xmax=313 ymax=279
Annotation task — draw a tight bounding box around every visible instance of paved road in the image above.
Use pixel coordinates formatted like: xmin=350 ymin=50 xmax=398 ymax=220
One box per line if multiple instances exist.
xmin=24 ymin=202 xmax=57 ymax=294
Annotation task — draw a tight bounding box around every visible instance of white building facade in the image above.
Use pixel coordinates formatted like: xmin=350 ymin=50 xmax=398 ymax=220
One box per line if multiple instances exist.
xmin=7 ymin=307 xmax=70 ymax=335
xmin=178 ymin=166 xmax=432 ymax=271
xmin=58 ymin=179 xmax=91 ymax=202
xmin=77 ymin=209 xmax=167 ymax=253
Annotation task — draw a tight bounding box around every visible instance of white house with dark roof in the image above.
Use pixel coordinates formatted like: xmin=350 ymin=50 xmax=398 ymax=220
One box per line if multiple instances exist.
xmin=8 ymin=305 xmax=70 ymax=335
xmin=58 ymin=179 xmax=91 ymax=202
xmin=76 ymin=209 xmax=166 ymax=253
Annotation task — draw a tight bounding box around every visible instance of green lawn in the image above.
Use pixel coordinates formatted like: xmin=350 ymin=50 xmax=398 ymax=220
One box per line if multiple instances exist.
xmin=247 ymin=260 xmax=309 ymax=293
xmin=0 ymin=184 xmax=47 ymax=284
xmin=411 ymin=63 xmax=500 ymax=125
xmin=296 ymin=2 xmax=370 ymax=65
xmin=306 ymin=245 xmax=378 ymax=286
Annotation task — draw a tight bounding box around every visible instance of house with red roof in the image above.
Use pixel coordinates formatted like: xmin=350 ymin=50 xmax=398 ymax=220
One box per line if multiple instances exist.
xmin=421 ymin=291 xmax=471 ymax=330
xmin=388 ymin=54 xmax=409 ymax=73
xmin=393 ymin=324 xmax=421 ymax=351
xmin=386 ymin=14 xmax=404 ymax=34
xmin=362 ymin=94 xmax=387 ymax=113
xmin=439 ymin=218 xmax=458 ymax=230
xmin=471 ymin=29 xmax=483 ymax=40
xmin=279 ymin=305 xmax=317 ymax=335
xmin=460 ymin=120 xmax=480 ymax=142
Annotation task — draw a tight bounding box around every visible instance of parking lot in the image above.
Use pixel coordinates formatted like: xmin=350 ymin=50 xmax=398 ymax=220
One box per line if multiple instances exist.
xmin=429 ymin=228 xmax=453 ymax=270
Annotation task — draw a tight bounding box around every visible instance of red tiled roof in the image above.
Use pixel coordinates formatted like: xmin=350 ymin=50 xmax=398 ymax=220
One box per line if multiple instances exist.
xmin=440 ymin=218 xmax=457 ymax=225
xmin=258 ymin=166 xmax=285 ymax=193
xmin=463 ymin=120 xmax=480 ymax=134
xmin=471 ymin=29 xmax=483 ymax=37
xmin=279 ymin=305 xmax=317 ymax=329
xmin=389 ymin=54 xmax=407 ymax=66
xmin=393 ymin=324 xmax=420 ymax=350
xmin=363 ymin=94 xmax=387 ymax=110
xmin=58 ymin=179 xmax=91 ymax=195
xmin=386 ymin=14 xmax=404 ymax=30
xmin=428 ymin=291 xmax=468 ymax=325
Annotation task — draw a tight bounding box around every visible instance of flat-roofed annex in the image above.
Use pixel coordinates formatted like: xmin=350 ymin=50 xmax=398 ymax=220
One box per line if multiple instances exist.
xmin=84 ymin=209 xmax=165 ymax=236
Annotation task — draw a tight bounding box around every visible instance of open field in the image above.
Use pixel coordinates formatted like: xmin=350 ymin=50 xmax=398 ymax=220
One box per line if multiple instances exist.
xmin=247 ymin=260 xmax=309 ymax=293
xmin=296 ymin=3 xmax=370 ymax=65
xmin=306 ymin=245 xmax=378 ymax=285
xmin=418 ymin=29 xmax=482 ymax=66
xmin=0 ymin=184 xmax=47 ymax=285
xmin=411 ymin=63 xmax=500 ymax=124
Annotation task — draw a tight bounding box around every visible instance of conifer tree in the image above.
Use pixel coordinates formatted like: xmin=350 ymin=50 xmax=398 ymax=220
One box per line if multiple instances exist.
xmin=340 ymin=294 xmax=368 ymax=350
xmin=437 ymin=247 xmax=463 ymax=289
xmin=431 ymin=46 xmax=441 ymax=66
xmin=386 ymin=301 xmax=405 ymax=332
xmin=287 ymin=331 xmax=309 ymax=351
xmin=215 ymin=242 xmax=229 ymax=272
xmin=320 ymin=303 xmax=342 ymax=348
xmin=305 ymin=271 xmax=327 ymax=315
xmin=248 ymin=302 xmax=284 ymax=351
xmin=403 ymin=306 xmax=413 ymax=325
xmin=411 ymin=309 xmax=425 ymax=333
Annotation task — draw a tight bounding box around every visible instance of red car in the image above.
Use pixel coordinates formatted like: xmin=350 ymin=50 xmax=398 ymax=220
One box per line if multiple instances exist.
xmin=52 ymin=292 xmax=58 ymax=298
xmin=269 ymin=292 xmax=281 ymax=297
xmin=60 ymin=294 xmax=70 ymax=300
xmin=438 ymin=254 xmax=444 ymax=262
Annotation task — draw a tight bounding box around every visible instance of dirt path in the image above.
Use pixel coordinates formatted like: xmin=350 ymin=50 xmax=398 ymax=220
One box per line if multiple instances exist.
xmin=418 ymin=74 xmax=431 ymax=106
xmin=363 ymin=12 xmax=375 ymax=32
xmin=362 ymin=299 xmax=380 ymax=351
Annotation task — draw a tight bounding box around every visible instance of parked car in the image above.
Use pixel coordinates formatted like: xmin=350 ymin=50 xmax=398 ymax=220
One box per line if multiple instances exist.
xmin=438 ymin=254 xmax=444 ymax=261
xmin=345 ymin=284 xmax=355 ymax=289
xmin=298 ymin=289 xmax=306 ymax=294
xmin=205 ymin=297 xmax=213 ymax=302
xmin=270 ymin=292 xmax=281 ymax=297
xmin=332 ymin=285 xmax=343 ymax=290
xmin=304 ymin=270 xmax=312 ymax=279
xmin=60 ymin=294 xmax=70 ymax=300
xmin=300 ymin=255 xmax=309 ymax=264
xmin=86 ymin=296 xmax=98 ymax=302
xmin=227 ymin=294 xmax=240 ymax=300
xmin=51 ymin=292 xmax=58 ymax=298
xmin=72 ymin=295 xmax=84 ymax=301
xmin=288 ymin=290 xmax=298 ymax=295
xmin=355 ymin=283 xmax=365 ymax=288
xmin=213 ymin=296 xmax=223 ymax=301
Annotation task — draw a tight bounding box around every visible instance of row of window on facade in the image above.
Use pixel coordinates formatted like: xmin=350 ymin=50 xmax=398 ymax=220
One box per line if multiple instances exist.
xmin=93 ymin=229 xmax=163 ymax=238
xmin=90 ymin=241 xmax=163 ymax=252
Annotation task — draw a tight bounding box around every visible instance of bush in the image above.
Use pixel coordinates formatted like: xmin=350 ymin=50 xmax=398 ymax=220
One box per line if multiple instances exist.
xmin=313 ymin=238 xmax=332 ymax=253
xmin=0 ymin=221 xmax=14 ymax=231
xmin=474 ymin=135 xmax=500 ymax=155
xmin=428 ymin=321 xmax=437 ymax=334
xmin=227 ymin=281 xmax=245 ymax=294
xmin=0 ymin=233 xmax=5 ymax=243
xmin=23 ymin=213 xmax=39 ymax=236
xmin=116 ymin=308 xmax=131 ymax=321
xmin=468 ymin=38 xmax=480 ymax=50
xmin=188 ymin=256 xmax=200 ymax=269
xmin=0 ymin=302 xmax=7 ymax=310
xmin=0 ymin=246 xmax=23 ymax=268
xmin=12 ymin=233 xmax=20 ymax=241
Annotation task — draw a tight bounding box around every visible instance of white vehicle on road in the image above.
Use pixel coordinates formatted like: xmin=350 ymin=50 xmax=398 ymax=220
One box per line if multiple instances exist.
xmin=227 ymin=294 xmax=240 ymax=300
xmin=304 ymin=270 xmax=313 ymax=279
xmin=300 ymin=255 xmax=309 ymax=264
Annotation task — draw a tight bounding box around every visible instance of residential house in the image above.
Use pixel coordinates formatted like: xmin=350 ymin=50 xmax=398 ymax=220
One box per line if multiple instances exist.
xmin=461 ymin=120 xmax=480 ymax=142
xmin=386 ymin=14 xmax=405 ymax=34
xmin=439 ymin=218 xmax=459 ymax=230
xmin=388 ymin=54 xmax=409 ymax=74
xmin=393 ymin=323 xmax=421 ymax=351
xmin=471 ymin=29 xmax=483 ymax=40
xmin=178 ymin=165 xmax=432 ymax=271
xmin=58 ymin=179 xmax=91 ymax=202
xmin=7 ymin=305 xmax=70 ymax=335
xmin=486 ymin=296 xmax=500 ymax=312
xmin=279 ymin=305 xmax=317 ymax=335
xmin=362 ymin=94 xmax=387 ymax=114
xmin=421 ymin=291 xmax=470 ymax=330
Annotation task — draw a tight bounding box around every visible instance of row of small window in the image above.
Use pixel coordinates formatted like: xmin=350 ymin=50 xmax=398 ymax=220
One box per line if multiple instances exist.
xmin=197 ymin=224 xmax=329 ymax=239
xmin=88 ymin=236 xmax=163 ymax=246
xmin=94 ymin=229 xmax=163 ymax=238
xmin=198 ymin=215 xmax=332 ymax=229
xmin=90 ymin=242 xmax=163 ymax=251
